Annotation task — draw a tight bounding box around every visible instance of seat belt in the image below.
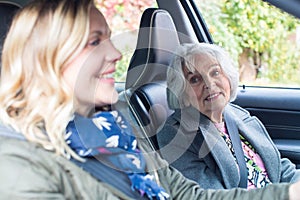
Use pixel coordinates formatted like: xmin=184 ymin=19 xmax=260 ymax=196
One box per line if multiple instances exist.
xmin=224 ymin=112 xmax=248 ymax=188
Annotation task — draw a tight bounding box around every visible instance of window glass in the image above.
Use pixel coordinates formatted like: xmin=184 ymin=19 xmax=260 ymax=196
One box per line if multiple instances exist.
xmin=196 ymin=0 xmax=300 ymax=88
xmin=95 ymin=0 xmax=157 ymax=82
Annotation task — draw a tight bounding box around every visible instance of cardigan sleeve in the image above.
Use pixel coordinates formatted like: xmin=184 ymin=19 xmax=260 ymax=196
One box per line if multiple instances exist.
xmin=160 ymin=164 xmax=291 ymax=200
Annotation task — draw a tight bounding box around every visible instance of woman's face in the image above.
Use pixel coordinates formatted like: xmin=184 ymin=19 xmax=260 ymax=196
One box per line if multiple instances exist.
xmin=63 ymin=7 xmax=122 ymax=116
xmin=183 ymin=53 xmax=231 ymax=122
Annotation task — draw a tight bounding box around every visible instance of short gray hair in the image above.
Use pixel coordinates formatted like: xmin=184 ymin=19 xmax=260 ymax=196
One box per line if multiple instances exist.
xmin=167 ymin=43 xmax=239 ymax=110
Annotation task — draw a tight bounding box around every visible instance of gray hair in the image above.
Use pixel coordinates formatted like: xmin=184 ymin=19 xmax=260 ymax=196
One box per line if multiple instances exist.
xmin=167 ymin=43 xmax=239 ymax=110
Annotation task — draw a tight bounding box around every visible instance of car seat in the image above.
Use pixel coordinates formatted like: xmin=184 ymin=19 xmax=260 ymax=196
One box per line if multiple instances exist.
xmin=123 ymin=8 xmax=180 ymax=150
xmin=0 ymin=1 xmax=21 ymax=67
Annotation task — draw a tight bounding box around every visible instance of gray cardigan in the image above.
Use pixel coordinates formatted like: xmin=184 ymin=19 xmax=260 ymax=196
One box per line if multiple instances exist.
xmin=157 ymin=103 xmax=300 ymax=189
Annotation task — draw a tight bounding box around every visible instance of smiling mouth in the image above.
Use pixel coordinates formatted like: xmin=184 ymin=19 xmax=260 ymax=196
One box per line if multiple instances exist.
xmin=205 ymin=93 xmax=220 ymax=101
xmin=100 ymin=73 xmax=114 ymax=79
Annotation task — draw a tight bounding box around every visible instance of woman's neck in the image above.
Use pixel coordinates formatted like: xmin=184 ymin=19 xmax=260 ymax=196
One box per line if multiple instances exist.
xmin=206 ymin=111 xmax=224 ymax=123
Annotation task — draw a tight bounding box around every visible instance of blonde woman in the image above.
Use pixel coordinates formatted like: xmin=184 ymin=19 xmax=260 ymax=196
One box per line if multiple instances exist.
xmin=0 ymin=0 xmax=300 ymax=199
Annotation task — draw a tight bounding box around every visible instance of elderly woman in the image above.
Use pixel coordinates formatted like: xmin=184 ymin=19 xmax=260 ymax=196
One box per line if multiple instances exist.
xmin=157 ymin=43 xmax=300 ymax=190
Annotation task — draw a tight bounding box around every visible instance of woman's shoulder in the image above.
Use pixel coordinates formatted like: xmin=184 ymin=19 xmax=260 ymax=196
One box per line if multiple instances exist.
xmin=157 ymin=109 xmax=181 ymax=132
xmin=227 ymin=103 xmax=251 ymax=119
xmin=0 ymin=135 xmax=66 ymax=196
xmin=0 ymin=134 xmax=45 ymax=160
xmin=165 ymin=107 xmax=201 ymax=124
xmin=0 ymin=135 xmax=122 ymax=199
xmin=0 ymin=135 xmax=65 ymax=179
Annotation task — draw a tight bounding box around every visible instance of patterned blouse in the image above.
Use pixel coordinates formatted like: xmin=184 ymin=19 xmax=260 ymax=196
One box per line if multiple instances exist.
xmin=214 ymin=122 xmax=272 ymax=189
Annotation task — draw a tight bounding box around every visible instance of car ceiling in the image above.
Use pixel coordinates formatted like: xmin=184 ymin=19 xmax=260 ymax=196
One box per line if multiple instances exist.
xmin=264 ymin=0 xmax=300 ymax=19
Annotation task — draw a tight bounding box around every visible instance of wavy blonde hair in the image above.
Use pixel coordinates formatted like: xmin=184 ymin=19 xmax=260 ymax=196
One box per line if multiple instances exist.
xmin=0 ymin=0 xmax=94 ymax=159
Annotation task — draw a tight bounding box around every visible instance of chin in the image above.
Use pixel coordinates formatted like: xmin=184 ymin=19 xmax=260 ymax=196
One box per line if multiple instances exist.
xmin=110 ymin=95 xmax=119 ymax=104
xmin=96 ymin=93 xmax=119 ymax=106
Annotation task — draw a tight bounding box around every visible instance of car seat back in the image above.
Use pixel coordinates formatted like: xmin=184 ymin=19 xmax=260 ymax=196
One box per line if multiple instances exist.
xmin=124 ymin=8 xmax=180 ymax=150
xmin=0 ymin=1 xmax=21 ymax=67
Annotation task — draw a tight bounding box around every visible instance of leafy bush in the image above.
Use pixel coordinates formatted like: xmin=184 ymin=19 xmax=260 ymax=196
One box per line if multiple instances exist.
xmin=198 ymin=0 xmax=300 ymax=86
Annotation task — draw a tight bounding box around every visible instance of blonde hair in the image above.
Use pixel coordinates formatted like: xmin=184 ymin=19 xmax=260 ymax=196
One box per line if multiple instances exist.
xmin=0 ymin=0 xmax=94 ymax=159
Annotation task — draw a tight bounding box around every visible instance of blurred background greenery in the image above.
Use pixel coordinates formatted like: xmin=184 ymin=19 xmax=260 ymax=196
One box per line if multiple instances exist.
xmin=198 ymin=0 xmax=300 ymax=87
xmin=95 ymin=0 xmax=300 ymax=87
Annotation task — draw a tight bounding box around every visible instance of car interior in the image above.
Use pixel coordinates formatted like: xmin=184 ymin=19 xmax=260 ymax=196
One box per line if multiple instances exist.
xmin=0 ymin=1 xmax=20 ymax=64
xmin=1 ymin=0 xmax=300 ymax=170
xmin=124 ymin=0 xmax=300 ymax=169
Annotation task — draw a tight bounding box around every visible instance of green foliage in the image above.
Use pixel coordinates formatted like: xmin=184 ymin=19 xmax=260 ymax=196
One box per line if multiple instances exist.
xmin=96 ymin=0 xmax=300 ymax=86
xmin=95 ymin=0 xmax=156 ymax=82
xmin=222 ymin=0 xmax=285 ymax=52
xmin=265 ymin=39 xmax=300 ymax=86
xmin=196 ymin=0 xmax=242 ymax=65
xmin=198 ymin=0 xmax=300 ymax=86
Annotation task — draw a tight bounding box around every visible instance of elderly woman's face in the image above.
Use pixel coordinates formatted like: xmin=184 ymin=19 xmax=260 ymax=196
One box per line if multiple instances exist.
xmin=183 ymin=53 xmax=231 ymax=122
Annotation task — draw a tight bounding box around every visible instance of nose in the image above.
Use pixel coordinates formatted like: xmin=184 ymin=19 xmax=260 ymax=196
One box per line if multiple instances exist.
xmin=203 ymin=77 xmax=214 ymax=90
xmin=106 ymin=40 xmax=122 ymax=62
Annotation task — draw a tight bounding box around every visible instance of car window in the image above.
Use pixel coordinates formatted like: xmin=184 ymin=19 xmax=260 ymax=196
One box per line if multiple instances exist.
xmin=95 ymin=0 xmax=157 ymax=83
xmin=196 ymin=0 xmax=300 ymax=88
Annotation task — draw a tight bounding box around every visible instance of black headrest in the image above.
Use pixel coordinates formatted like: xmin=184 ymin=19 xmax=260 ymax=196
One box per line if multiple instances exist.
xmin=125 ymin=8 xmax=180 ymax=89
xmin=0 ymin=1 xmax=21 ymax=55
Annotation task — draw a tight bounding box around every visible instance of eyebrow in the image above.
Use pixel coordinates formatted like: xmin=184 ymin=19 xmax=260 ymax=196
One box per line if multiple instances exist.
xmin=90 ymin=29 xmax=111 ymax=37
xmin=185 ymin=63 xmax=220 ymax=72
xmin=209 ymin=63 xmax=221 ymax=68
xmin=184 ymin=69 xmax=199 ymax=78
xmin=184 ymin=63 xmax=221 ymax=77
